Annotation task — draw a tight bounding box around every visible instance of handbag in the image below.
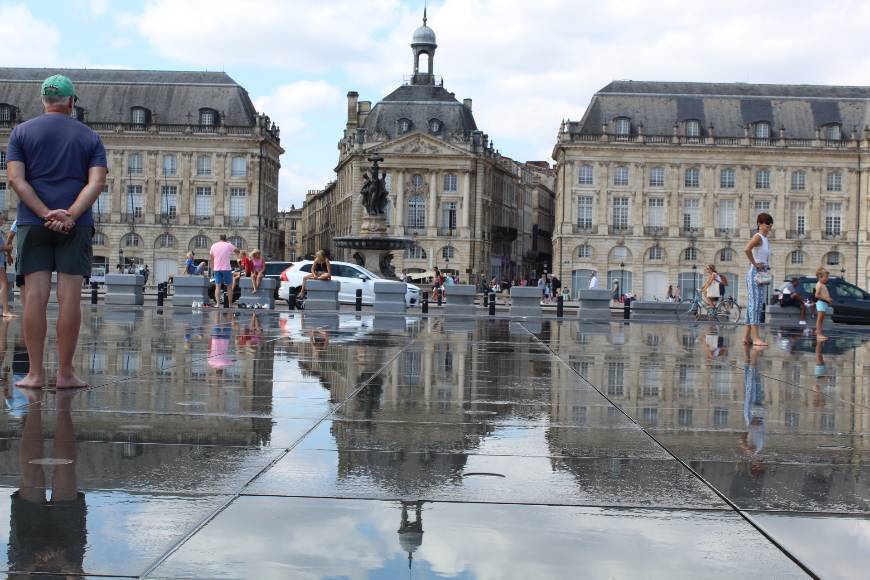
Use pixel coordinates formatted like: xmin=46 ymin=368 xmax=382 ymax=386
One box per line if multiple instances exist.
xmin=706 ymin=283 xmax=721 ymax=298
xmin=754 ymin=271 xmax=773 ymax=286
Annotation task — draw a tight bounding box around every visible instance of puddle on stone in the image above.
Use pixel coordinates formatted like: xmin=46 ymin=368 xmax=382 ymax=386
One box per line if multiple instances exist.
xmin=29 ymin=458 xmax=74 ymax=465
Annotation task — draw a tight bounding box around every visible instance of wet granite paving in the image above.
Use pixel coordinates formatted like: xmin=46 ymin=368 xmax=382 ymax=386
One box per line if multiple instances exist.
xmin=0 ymin=308 xmax=867 ymax=577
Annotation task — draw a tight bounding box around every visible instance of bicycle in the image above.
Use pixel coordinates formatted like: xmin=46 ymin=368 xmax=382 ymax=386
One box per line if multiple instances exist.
xmin=687 ymin=291 xmax=741 ymax=322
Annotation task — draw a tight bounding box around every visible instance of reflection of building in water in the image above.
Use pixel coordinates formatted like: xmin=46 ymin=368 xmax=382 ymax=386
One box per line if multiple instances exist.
xmin=0 ymin=310 xmax=276 ymax=447
xmin=546 ymin=322 xmax=870 ymax=509
xmin=324 ymin=319 xmax=552 ymax=492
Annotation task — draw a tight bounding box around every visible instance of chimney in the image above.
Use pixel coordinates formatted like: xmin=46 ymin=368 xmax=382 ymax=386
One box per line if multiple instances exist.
xmin=358 ymin=101 xmax=372 ymax=127
xmin=346 ymin=91 xmax=359 ymax=129
xmin=463 ymin=98 xmax=472 ymax=111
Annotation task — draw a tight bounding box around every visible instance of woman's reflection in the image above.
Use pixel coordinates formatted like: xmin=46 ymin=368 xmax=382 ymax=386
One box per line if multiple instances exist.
xmin=739 ymin=344 xmax=766 ymax=477
xmin=9 ymin=386 xmax=86 ymax=574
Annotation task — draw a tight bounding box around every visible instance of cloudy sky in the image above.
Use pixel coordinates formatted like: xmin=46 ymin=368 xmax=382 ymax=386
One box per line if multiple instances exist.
xmin=5 ymin=0 xmax=870 ymax=208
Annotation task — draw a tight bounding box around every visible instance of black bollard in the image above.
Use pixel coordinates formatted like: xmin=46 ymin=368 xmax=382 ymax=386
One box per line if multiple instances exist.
xmin=489 ymin=293 xmax=496 ymax=316
xmin=422 ymin=291 xmax=429 ymax=314
xmin=355 ymin=289 xmax=362 ymax=311
xmin=90 ymin=281 xmax=98 ymax=305
xmin=623 ymin=298 xmax=631 ymax=320
xmin=557 ymin=295 xmax=564 ymax=318
xmin=157 ymin=286 xmax=164 ymax=307
xmin=287 ymin=288 xmax=296 ymax=310
xmin=222 ymin=287 xmax=229 ymax=308
xmin=483 ymin=292 xmax=489 ymax=308
xmin=437 ymin=289 xmax=442 ymax=307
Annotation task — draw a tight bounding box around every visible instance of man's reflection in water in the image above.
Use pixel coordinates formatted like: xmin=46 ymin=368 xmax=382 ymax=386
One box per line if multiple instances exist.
xmin=9 ymin=382 xmax=86 ymax=574
xmin=208 ymin=312 xmax=234 ymax=376
xmin=739 ymin=344 xmax=766 ymax=477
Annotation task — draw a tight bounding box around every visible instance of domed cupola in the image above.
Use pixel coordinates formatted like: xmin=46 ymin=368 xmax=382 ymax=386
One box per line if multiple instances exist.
xmin=411 ymin=8 xmax=437 ymax=85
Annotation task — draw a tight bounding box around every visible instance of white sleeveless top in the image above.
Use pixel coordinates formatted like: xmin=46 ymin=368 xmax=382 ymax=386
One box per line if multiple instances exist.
xmin=751 ymin=233 xmax=770 ymax=266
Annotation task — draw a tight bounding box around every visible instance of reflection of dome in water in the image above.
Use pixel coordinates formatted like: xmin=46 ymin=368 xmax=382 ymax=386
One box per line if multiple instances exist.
xmin=399 ymin=531 xmax=423 ymax=554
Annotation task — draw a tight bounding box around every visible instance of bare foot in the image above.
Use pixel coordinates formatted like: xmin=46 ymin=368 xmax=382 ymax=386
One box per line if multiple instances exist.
xmin=752 ymin=340 xmax=769 ymax=347
xmin=16 ymin=373 xmax=45 ymax=388
xmin=817 ymin=334 xmax=829 ymax=341
xmin=55 ymin=373 xmax=89 ymax=389
xmin=2 ymin=311 xmax=17 ymax=318
xmin=17 ymin=386 xmax=43 ymax=404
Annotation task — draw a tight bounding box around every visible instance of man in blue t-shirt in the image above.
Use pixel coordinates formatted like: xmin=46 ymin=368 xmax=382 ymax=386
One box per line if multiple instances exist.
xmin=6 ymin=74 xmax=107 ymax=389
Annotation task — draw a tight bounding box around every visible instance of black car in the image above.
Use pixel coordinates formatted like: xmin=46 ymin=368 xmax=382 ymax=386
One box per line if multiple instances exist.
xmin=794 ymin=276 xmax=870 ymax=324
xmin=208 ymin=278 xmax=242 ymax=304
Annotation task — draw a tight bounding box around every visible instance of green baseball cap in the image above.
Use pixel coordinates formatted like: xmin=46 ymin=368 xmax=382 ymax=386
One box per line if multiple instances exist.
xmin=41 ymin=74 xmax=76 ymax=99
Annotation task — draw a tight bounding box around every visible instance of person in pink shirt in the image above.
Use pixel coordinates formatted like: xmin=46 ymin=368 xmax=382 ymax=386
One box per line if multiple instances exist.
xmin=209 ymin=234 xmax=236 ymax=308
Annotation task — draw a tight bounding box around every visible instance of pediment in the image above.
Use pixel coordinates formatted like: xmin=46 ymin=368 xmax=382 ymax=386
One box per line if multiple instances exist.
xmin=370 ymin=133 xmax=469 ymax=157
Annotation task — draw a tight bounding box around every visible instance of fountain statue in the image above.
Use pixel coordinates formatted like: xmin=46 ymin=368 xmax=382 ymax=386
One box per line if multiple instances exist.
xmin=334 ymin=155 xmax=413 ymax=278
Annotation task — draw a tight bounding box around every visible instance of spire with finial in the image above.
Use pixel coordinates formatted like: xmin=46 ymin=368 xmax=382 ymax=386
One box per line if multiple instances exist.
xmin=423 ymin=3 xmax=427 ymax=26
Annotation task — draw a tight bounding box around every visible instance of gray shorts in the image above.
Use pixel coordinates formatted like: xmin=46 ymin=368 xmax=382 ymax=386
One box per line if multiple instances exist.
xmin=16 ymin=225 xmax=93 ymax=277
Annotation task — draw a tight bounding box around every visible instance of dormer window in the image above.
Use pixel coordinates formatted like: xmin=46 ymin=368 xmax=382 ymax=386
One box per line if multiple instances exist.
xmin=131 ymin=107 xmax=149 ymax=125
xmin=429 ymin=118 xmax=442 ymax=134
xmin=685 ymin=119 xmax=701 ymax=137
xmin=825 ymin=124 xmax=841 ymax=141
xmin=398 ymin=118 xmax=412 ymax=135
xmin=614 ymin=117 xmax=631 ymax=136
xmin=199 ymin=108 xmax=218 ymax=126
xmin=754 ymin=121 xmax=770 ymax=139
xmin=0 ymin=104 xmax=14 ymax=123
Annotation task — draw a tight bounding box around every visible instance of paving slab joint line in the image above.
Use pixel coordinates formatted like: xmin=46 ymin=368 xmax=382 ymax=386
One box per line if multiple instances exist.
xmin=136 ymin=336 xmax=420 ymax=579
xmin=517 ymin=321 xmax=821 ymax=580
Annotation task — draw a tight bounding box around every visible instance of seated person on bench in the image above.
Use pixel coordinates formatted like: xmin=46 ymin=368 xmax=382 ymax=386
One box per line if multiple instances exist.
xmin=780 ymin=277 xmax=807 ymax=325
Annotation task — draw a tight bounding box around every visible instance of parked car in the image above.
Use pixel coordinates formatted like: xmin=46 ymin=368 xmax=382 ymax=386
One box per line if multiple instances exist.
xmin=264 ymin=261 xmax=292 ymax=299
xmin=278 ymin=260 xmax=420 ymax=307
xmin=208 ymin=276 xmax=242 ymax=304
xmin=793 ymin=276 xmax=870 ymax=324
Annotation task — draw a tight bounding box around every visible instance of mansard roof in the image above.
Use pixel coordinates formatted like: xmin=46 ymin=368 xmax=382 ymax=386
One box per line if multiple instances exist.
xmin=363 ymin=83 xmax=477 ymax=139
xmin=0 ymin=67 xmax=258 ymax=126
xmin=570 ymin=80 xmax=870 ymax=138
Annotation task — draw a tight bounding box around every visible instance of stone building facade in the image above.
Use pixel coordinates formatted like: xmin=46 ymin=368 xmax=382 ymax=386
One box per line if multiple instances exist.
xmin=553 ymin=81 xmax=870 ymax=300
xmin=0 ymin=68 xmax=282 ymax=283
xmin=315 ymin=15 xmax=554 ymax=283
xmin=278 ymin=206 xmax=303 ymax=261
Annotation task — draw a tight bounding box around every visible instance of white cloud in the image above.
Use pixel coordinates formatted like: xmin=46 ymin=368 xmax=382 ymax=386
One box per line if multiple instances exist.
xmin=0 ymin=4 xmax=60 ymax=66
xmin=134 ymin=0 xmax=402 ymax=72
xmin=277 ymin=165 xmax=335 ymax=210
xmin=88 ymin=0 xmax=109 ymax=17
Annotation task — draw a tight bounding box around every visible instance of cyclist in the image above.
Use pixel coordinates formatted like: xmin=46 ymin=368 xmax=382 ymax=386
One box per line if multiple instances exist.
xmin=700 ymin=264 xmax=723 ymax=309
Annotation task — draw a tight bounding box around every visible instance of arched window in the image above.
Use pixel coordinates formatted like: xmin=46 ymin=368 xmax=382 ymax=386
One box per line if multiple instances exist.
xmin=790 ymin=250 xmax=805 ymax=265
xmin=648 ymin=246 xmax=663 ymax=260
xmin=407 ymin=195 xmax=426 ymax=229
xmin=131 ymin=107 xmax=149 ymax=125
xmin=162 ymin=154 xmax=177 ymax=177
xmin=754 ymin=122 xmax=770 ymax=139
xmin=613 ymin=117 xmax=631 ymax=135
xmin=685 ymin=119 xmax=701 ymax=137
xmin=429 ymin=119 xmax=442 ymax=134
xmin=684 ymin=167 xmax=700 ymax=188
xmin=122 ymin=233 xmax=141 ymax=247
xmin=127 ymin=152 xmax=143 ymax=175
xmin=404 ymin=245 xmax=426 ymax=260
xmin=92 ymin=232 xmax=106 ymax=246
xmin=684 ymin=247 xmax=698 ymax=261
xmin=825 ymin=252 xmax=841 ymax=266
xmin=411 ymin=174 xmax=424 ymax=190
xmin=578 ymin=244 xmax=592 ymax=259
xmin=720 ymin=168 xmax=735 ymax=189
xmin=826 ymin=171 xmax=842 ymax=192
xmin=441 ymin=246 xmax=455 ymax=259
xmin=579 ymin=164 xmax=594 ymax=185
xmin=156 ymin=233 xmax=176 ymax=249
xmin=199 ymin=108 xmax=218 ymax=126
xmin=398 ymin=118 xmax=413 ymax=135
xmin=196 ymin=155 xmax=212 ymax=176
xmin=825 ymin=124 xmax=841 ymax=141
xmin=231 ymin=156 xmax=246 ymax=177
xmin=719 ymin=248 xmax=734 ymax=262
xmin=609 ymin=246 xmax=630 ymax=262
xmin=229 ymin=235 xmax=246 ymax=249
xmin=613 ymin=166 xmax=629 ymax=186
xmin=190 ymin=235 xmax=211 ymax=250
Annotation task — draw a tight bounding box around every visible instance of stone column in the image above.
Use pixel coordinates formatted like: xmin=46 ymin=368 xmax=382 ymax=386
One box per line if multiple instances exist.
xmin=395 ymin=170 xmax=405 ymax=229
xmin=461 ymin=170 xmax=471 ymax=232
xmin=428 ymin=171 xmax=438 ymax=231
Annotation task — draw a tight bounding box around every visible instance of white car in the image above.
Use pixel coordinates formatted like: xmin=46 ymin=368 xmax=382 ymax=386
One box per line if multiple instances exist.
xmin=278 ymin=260 xmax=420 ymax=307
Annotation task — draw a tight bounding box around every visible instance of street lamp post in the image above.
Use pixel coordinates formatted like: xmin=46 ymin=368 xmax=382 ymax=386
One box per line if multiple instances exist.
xmin=619 ymin=261 xmax=625 ymax=300
xmin=118 ymin=248 xmax=124 ymax=272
